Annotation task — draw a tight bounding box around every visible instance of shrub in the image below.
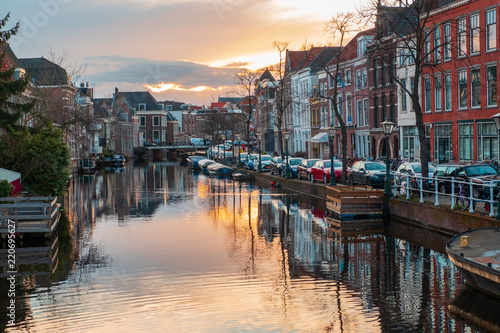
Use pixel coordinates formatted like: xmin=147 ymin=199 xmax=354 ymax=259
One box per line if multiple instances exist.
xmin=0 ymin=180 xmax=13 ymax=197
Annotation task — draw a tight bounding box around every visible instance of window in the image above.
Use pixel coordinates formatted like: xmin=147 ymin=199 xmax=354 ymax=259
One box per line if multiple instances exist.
xmin=471 ymin=68 xmax=480 ymax=108
xmin=434 ymin=75 xmax=442 ymax=111
xmin=399 ymin=48 xmax=406 ymax=66
xmin=373 ymin=59 xmax=378 ymax=86
xmin=374 ymin=95 xmax=378 ymax=127
xmin=443 ymin=22 xmax=451 ymax=60
xmin=424 ymin=77 xmax=431 ymax=112
xmin=486 ymin=9 xmax=497 ymax=51
xmin=337 ymin=95 xmax=343 ymax=123
xmin=410 ymin=77 xmax=415 ymax=110
xmin=140 ymin=116 xmax=146 ymax=126
xmin=458 ymin=70 xmax=467 ymax=109
xmin=381 ymin=59 xmax=386 ymax=86
xmin=470 ymin=13 xmax=480 ymax=54
xmin=345 ymin=69 xmax=351 ymax=85
xmin=401 ymin=79 xmax=407 ymax=112
xmin=362 ymin=68 xmax=367 ymax=88
xmin=402 ymin=126 xmax=418 ymax=161
xmin=487 ymin=65 xmax=497 ymax=106
xmin=346 ymin=95 xmax=352 ymax=125
xmin=357 ymin=99 xmax=363 ymax=126
xmin=153 ymin=116 xmax=160 ymax=126
xmin=424 ymin=29 xmax=431 ymax=62
xmin=434 ymin=25 xmax=441 ymax=63
xmin=356 ymin=70 xmax=361 ymax=90
xmin=478 ymin=122 xmax=498 ymax=161
xmin=363 ymin=98 xmax=368 ymax=127
xmin=459 ymin=123 xmax=473 ymax=161
xmin=153 ymin=130 xmax=160 ymax=141
xmin=445 ymin=73 xmax=452 ymax=111
xmin=458 ymin=17 xmax=467 ymax=57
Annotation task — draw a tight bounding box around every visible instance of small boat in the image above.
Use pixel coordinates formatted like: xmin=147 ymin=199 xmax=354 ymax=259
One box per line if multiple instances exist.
xmin=186 ymin=155 xmax=205 ymax=169
xmin=446 ymin=228 xmax=500 ymax=298
xmin=198 ymin=159 xmax=216 ymax=173
xmin=232 ymin=171 xmax=251 ymax=181
xmin=207 ymin=163 xmax=233 ymax=176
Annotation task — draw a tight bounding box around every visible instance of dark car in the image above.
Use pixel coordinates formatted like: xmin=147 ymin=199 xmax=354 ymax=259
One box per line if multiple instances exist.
xmin=297 ymin=159 xmax=321 ymax=180
xmin=270 ymin=156 xmax=283 ymax=175
xmin=433 ymin=163 xmax=500 ymax=198
xmin=348 ymin=160 xmax=394 ymax=187
xmin=280 ymin=157 xmax=304 ymax=178
xmin=310 ymin=159 xmax=343 ymax=183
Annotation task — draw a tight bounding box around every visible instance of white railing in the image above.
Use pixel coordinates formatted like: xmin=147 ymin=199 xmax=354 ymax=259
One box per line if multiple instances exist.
xmin=393 ymin=174 xmax=498 ymax=218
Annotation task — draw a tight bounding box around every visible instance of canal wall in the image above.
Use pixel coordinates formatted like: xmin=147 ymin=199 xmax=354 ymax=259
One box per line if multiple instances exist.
xmin=251 ymin=171 xmax=500 ymax=236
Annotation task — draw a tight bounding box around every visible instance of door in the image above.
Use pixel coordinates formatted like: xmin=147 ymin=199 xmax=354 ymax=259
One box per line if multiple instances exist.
xmin=438 ymin=138 xmax=451 ymax=164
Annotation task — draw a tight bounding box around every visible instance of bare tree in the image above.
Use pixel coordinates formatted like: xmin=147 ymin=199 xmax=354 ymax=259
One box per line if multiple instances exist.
xmin=233 ymin=68 xmax=261 ymax=149
xmin=270 ymin=40 xmax=292 ymax=157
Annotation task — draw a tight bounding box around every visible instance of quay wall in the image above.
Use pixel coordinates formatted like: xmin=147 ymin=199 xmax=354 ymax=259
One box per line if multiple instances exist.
xmin=251 ymin=171 xmax=500 ymax=236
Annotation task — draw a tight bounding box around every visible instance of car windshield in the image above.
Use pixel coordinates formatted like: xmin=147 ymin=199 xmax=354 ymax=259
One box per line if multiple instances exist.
xmin=289 ymin=158 xmax=302 ymax=166
xmin=275 ymin=157 xmax=282 ymax=163
xmin=260 ymin=155 xmax=272 ymax=161
xmin=365 ymin=162 xmax=386 ymax=171
xmin=412 ymin=164 xmax=436 ymax=173
xmin=465 ymin=165 xmax=498 ymax=177
xmin=307 ymin=160 xmax=319 ymax=167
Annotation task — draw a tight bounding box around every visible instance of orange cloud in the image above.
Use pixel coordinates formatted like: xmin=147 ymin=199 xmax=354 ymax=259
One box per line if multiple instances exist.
xmin=145 ymin=83 xmax=223 ymax=93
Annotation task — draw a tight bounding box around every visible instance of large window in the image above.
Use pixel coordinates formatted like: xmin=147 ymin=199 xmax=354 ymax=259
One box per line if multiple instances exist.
xmin=346 ymin=95 xmax=352 ymax=125
xmin=443 ymin=22 xmax=451 ymax=60
xmin=458 ymin=123 xmax=473 ymax=161
xmin=362 ymin=68 xmax=367 ymax=88
xmin=470 ymin=13 xmax=480 ymax=54
xmin=458 ymin=17 xmax=467 ymax=57
xmin=140 ymin=116 xmax=146 ymax=126
xmin=373 ymin=59 xmax=379 ymax=87
xmin=356 ymin=70 xmax=361 ymax=90
xmin=153 ymin=116 xmax=160 ymax=126
xmin=487 ymin=65 xmax=498 ymax=106
xmin=434 ymin=75 xmax=442 ymax=111
xmin=434 ymin=124 xmax=453 ymax=163
xmin=458 ymin=70 xmax=467 ymax=109
xmin=444 ymin=73 xmax=452 ymax=111
xmin=402 ymin=126 xmax=418 ymax=161
xmin=424 ymin=77 xmax=431 ymax=112
xmin=434 ymin=25 xmax=441 ymax=63
xmin=401 ymin=78 xmax=407 ymax=112
xmin=471 ymin=68 xmax=480 ymax=108
xmin=486 ymin=9 xmax=497 ymax=51
xmin=357 ymin=99 xmax=363 ymax=127
xmin=363 ymin=98 xmax=368 ymax=127
xmin=345 ymin=69 xmax=351 ymax=85
xmin=478 ymin=122 xmax=498 ymax=161
xmin=424 ymin=29 xmax=431 ymax=63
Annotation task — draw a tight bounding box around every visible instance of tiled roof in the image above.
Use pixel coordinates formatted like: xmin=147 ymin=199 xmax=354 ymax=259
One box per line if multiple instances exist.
xmin=117 ymin=91 xmax=161 ymax=111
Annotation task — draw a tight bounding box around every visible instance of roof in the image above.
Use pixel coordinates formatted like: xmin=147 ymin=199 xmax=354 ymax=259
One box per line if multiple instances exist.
xmin=18 ymin=57 xmax=71 ymax=86
xmin=116 ymin=91 xmax=162 ymax=111
xmin=0 ymin=43 xmax=21 ymax=69
xmin=218 ymin=96 xmax=243 ymax=104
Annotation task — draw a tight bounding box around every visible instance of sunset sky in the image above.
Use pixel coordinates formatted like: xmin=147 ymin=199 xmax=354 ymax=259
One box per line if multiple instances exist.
xmin=5 ymin=0 xmax=363 ymax=106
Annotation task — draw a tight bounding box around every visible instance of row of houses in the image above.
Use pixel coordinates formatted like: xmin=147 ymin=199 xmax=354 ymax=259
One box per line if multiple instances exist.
xmin=254 ymin=0 xmax=500 ymax=165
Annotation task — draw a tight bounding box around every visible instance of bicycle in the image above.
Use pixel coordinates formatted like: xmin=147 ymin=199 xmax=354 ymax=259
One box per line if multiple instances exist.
xmin=456 ymin=183 xmax=470 ymax=210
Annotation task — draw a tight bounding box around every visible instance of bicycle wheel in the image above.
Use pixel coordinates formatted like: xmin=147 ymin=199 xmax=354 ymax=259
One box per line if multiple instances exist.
xmin=456 ymin=196 xmax=470 ymax=210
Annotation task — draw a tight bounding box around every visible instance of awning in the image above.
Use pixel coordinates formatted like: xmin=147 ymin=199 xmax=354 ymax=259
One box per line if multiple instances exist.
xmin=310 ymin=132 xmax=328 ymax=143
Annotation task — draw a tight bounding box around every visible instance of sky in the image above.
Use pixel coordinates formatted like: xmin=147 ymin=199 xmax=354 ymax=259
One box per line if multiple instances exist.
xmin=4 ymin=0 xmax=363 ymax=106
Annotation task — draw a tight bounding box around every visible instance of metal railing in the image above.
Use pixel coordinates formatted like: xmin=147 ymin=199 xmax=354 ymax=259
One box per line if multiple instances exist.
xmin=393 ymin=174 xmax=499 ymax=218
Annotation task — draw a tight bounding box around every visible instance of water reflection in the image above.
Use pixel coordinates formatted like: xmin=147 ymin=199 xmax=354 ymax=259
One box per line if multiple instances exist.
xmin=1 ymin=162 xmax=481 ymax=332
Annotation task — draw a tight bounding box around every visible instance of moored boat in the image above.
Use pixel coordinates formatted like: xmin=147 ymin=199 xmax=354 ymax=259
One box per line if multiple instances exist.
xmin=446 ymin=228 xmax=500 ymax=298
xmin=198 ymin=159 xmax=216 ymax=173
xmin=207 ymin=163 xmax=233 ymax=176
xmin=232 ymin=171 xmax=251 ymax=181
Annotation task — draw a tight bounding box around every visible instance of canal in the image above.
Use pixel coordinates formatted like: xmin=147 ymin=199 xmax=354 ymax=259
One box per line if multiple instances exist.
xmin=0 ymin=161 xmax=494 ymax=332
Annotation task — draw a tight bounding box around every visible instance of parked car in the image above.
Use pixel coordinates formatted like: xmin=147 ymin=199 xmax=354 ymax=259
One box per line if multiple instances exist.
xmin=348 ymin=160 xmax=393 ymax=187
xmin=280 ymin=157 xmax=304 ymax=178
xmin=245 ymin=154 xmax=259 ymax=170
xmin=270 ymin=156 xmax=283 ymax=175
xmin=433 ymin=163 xmax=500 ymax=198
xmin=297 ymin=159 xmax=321 ymax=180
xmin=237 ymin=152 xmax=248 ymax=167
xmin=310 ymin=159 xmax=343 ymax=183
xmin=395 ymin=162 xmax=436 ymax=189
xmin=248 ymin=154 xmax=273 ymax=171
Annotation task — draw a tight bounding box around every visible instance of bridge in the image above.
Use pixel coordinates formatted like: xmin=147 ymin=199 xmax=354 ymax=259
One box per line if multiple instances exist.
xmin=146 ymin=144 xmax=210 ymax=150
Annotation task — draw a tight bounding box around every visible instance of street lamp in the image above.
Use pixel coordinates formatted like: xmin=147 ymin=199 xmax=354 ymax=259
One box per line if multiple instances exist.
xmin=221 ymin=133 xmax=226 ymax=160
xmin=284 ymin=131 xmax=291 ymax=179
xmin=236 ymin=134 xmax=242 ymax=168
xmin=491 ymin=112 xmax=500 ymax=220
xmin=381 ymin=118 xmax=394 ymax=198
xmin=257 ymin=132 xmax=262 ymax=173
xmin=328 ymin=124 xmax=336 ymax=186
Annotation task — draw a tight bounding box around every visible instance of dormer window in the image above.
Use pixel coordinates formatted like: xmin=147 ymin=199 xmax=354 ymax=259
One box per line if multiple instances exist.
xmin=138 ymin=103 xmax=146 ymax=111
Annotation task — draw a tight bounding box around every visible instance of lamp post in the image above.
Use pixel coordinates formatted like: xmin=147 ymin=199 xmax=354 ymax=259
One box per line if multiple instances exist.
xmin=257 ymin=133 xmax=262 ymax=173
xmin=381 ymin=118 xmax=395 ymax=198
xmin=328 ymin=124 xmax=336 ymax=186
xmin=221 ymin=133 xmax=226 ymax=160
xmin=284 ymin=131 xmax=291 ymax=179
xmin=491 ymin=112 xmax=500 ymax=220
xmin=236 ymin=134 xmax=242 ymax=168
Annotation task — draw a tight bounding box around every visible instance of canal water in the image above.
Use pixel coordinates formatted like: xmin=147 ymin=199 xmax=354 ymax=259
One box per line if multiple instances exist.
xmin=0 ymin=162 xmax=494 ymax=332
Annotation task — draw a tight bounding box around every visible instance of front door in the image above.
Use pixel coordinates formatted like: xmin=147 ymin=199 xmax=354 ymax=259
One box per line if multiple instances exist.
xmin=437 ymin=138 xmax=451 ymax=164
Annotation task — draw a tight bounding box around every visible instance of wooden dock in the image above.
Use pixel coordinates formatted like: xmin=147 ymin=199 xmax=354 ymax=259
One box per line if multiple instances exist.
xmin=0 ymin=196 xmax=61 ymax=234
xmin=326 ymin=185 xmax=384 ymax=221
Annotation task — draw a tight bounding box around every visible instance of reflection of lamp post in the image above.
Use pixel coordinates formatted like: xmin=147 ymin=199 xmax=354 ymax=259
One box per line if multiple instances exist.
xmin=236 ymin=134 xmax=242 ymax=168
xmin=381 ymin=118 xmax=394 ymax=198
xmin=328 ymin=124 xmax=336 ymax=186
xmin=257 ymin=132 xmax=262 ymax=173
xmin=491 ymin=112 xmax=500 ymax=220
xmin=221 ymin=133 xmax=226 ymax=160
xmin=284 ymin=131 xmax=291 ymax=179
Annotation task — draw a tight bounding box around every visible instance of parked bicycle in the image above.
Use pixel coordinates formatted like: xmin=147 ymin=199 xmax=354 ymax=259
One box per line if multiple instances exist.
xmin=456 ymin=183 xmax=470 ymax=210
